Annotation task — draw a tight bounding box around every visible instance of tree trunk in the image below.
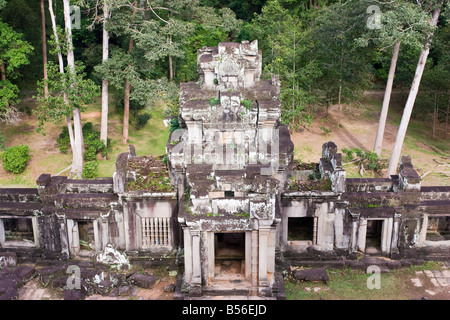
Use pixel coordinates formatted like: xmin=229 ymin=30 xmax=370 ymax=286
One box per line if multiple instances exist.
xmin=337 ymin=82 xmax=342 ymax=127
xmin=41 ymin=0 xmax=48 ymax=97
xmin=121 ymin=1 xmax=137 ymax=145
xmin=49 ymin=0 xmax=74 ymax=153
xmin=386 ymin=8 xmax=441 ymax=177
xmin=168 ymin=10 xmax=173 ymax=81
xmin=72 ymin=108 xmax=84 ymax=176
xmin=0 ymin=59 xmax=5 ymax=81
xmin=169 ymin=53 xmax=173 ymax=81
xmin=63 ymin=0 xmax=83 ymax=178
xmin=0 ymin=59 xmax=8 ymax=108
xmin=48 ymin=0 xmax=64 ymax=74
xmin=100 ymin=0 xmax=110 ymax=147
xmin=374 ymin=42 xmax=400 ymax=157
xmin=445 ymin=93 xmax=449 ymax=140
xmin=432 ymin=92 xmax=437 ymax=139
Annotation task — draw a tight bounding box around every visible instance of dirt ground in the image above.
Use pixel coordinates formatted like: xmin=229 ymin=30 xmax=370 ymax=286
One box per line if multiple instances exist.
xmin=290 ymin=91 xmax=449 ymax=186
xmin=17 ymin=267 xmax=176 ymax=301
xmin=1 ymin=91 xmax=449 ymax=187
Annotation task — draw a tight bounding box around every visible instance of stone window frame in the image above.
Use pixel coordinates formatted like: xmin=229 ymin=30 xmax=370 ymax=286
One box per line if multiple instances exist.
xmin=418 ymin=214 xmax=450 ymax=247
xmin=356 ymin=217 xmax=393 ymax=256
xmin=0 ymin=215 xmax=40 ymax=248
xmin=285 ymin=215 xmax=318 ymax=247
xmin=137 ymin=214 xmax=173 ymax=250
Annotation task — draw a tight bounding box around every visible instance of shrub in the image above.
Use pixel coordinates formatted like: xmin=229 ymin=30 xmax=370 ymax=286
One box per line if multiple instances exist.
xmin=241 ymin=99 xmax=253 ymax=110
xmin=169 ymin=117 xmax=181 ymax=132
xmin=82 ymin=160 xmax=98 ymax=179
xmin=0 ymin=134 xmax=6 ymax=150
xmin=135 ymin=112 xmax=152 ymax=130
xmin=1 ymin=145 xmax=31 ymax=174
xmin=56 ymin=126 xmax=70 ymax=154
xmin=209 ymin=97 xmax=220 ymax=106
xmin=56 ymin=122 xmax=111 ymax=159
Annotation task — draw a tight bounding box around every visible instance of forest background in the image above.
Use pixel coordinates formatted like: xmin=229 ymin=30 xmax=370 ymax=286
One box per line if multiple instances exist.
xmin=0 ymin=0 xmax=449 ymax=186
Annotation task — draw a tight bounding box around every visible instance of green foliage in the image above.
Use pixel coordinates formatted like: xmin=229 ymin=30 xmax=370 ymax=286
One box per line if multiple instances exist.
xmin=135 ymin=112 xmax=152 ymax=130
xmin=169 ymin=117 xmax=181 ymax=132
xmin=0 ymin=18 xmax=33 ymax=121
xmin=0 ymin=144 xmax=31 ymax=174
xmin=35 ymin=62 xmax=100 ymax=134
xmin=319 ymin=126 xmax=332 ymax=135
xmin=0 ymin=133 xmax=5 ymax=150
xmin=0 ymin=19 xmax=34 ymax=78
xmin=56 ymin=122 xmax=111 ymax=159
xmin=241 ymin=99 xmax=253 ymax=110
xmin=342 ymin=148 xmax=383 ymax=173
xmin=82 ymin=161 xmax=98 ymax=179
xmin=82 ymin=122 xmax=111 ymax=160
xmin=56 ymin=126 xmax=70 ymax=154
xmin=209 ymin=97 xmax=220 ymax=106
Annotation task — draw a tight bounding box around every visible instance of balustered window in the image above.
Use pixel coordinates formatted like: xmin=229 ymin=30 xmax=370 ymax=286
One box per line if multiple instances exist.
xmin=141 ymin=217 xmax=172 ymax=247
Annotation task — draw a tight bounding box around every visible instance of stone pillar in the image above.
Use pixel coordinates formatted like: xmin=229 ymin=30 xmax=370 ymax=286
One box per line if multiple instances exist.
xmin=31 ymin=216 xmax=40 ymax=247
xmin=0 ymin=219 xmax=5 ymax=247
xmin=381 ymin=218 xmax=393 ymax=255
xmin=391 ymin=213 xmax=401 ymax=255
xmin=207 ymin=231 xmax=215 ymax=284
xmin=266 ymin=228 xmax=276 ymax=274
xmin=251 ymin=229 xmax=258 ymax=296
xmin=190 ymin=229 xmax=202 ymax=297
xmin=245 ymin=231 xmax=252 ymax=280
xmin=350 ymin=212 xmax=359 ymax=253
xmin=93 ymin=220 xmax=102 ymax=252
xmin=67 ymin=219 xmax=79 ymax=256
xmin=418 ymin=214 xmax=428 ymax=248
xmin=101 ymin=216 xmax=110 ymax=249
xmin=183 ymin=227 xmax=193 ymax=283
xmin=258 ymin=227 xmax=269 ymax=289
xmin=56 ymin=213 xmax=70 ymax=258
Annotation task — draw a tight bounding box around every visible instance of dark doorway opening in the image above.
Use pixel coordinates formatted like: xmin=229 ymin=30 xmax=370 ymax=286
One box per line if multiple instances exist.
xmin=214 ymin=232 xmax=245 ymax=280
xmin=288 ymin=217 xmax=314 ymax=241
xmin=2 ymin=218 xmax=35 ymax=247
xmin=426 ymin=216 xmax=450 ymax=241
xmin=77 ymin=220 xmax=95 ymax=253
xmin=366 ymin=220 xmax=382 ymax=255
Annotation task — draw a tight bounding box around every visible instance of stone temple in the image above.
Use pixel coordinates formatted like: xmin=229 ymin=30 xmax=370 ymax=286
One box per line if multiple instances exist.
xmin=0 ymin=40 xmax=449 ymax=299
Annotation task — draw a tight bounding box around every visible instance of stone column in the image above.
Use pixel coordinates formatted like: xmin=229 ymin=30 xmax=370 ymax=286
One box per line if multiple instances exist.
xmin=350 ymin=212 xmax=359 ymax=253
xmin=192 ymin=230 xmax=201 ymax=283
xmin=67 ymin=219 xmax=79 ymax=256
xmin=31 ymin=216 xmax=40 ymax=247
xmin=0 ymin=219 xmax=5 ymax=247
xmin=93 ymin=220 xmax=102 ymax=252
xmin=190 ymin=229 xmax=202 ymax=297
xmin=258 ymin=227 xmax=269 ymax=287
xmin=56 ymin=213 xmax=70 ymax=258
xmin=390 ymin=213 xmax=401 ymax=255
xmin=418 ymin=214 xmax=428 ymax=248
xmin=183 ymin=227 xmax=192 ymax=283
xmin=251 ymin=229 xmax=258 ymax=296
xmin=245 ymin=231 xmax=252 ymax=280
xmin=101 ymin=216 xmax=110 ymax=249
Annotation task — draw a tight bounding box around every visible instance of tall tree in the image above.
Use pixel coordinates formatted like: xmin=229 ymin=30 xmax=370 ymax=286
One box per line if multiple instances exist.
xmin=359 ymin=1 xmax=433 ymax=156
xmin=0 ymin=19 xmax=33 ymax=123
xmin=37 ymin=0 xmax=99 ymax=178
xmin=387 ymin=2 xmax=443 ymax=176
xmin=41 ymin=0 xmax=48 ymax=98
xmin=95 ymin=0 xmax=241 ymax=144
xmin=101 ymin=0 xmax=110 ymax=146
xmin=122 ymin=0 xmax=137 ymax=144
xmin=308 ymin=1 xmax=375 ymax=126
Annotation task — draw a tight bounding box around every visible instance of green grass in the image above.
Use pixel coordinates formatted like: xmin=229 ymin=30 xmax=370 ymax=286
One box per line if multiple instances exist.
xmin=285 ymin=262 xmax=444 ymax=300
xmin=96 ymin=101 xmax=169 ymax=178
